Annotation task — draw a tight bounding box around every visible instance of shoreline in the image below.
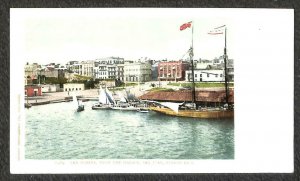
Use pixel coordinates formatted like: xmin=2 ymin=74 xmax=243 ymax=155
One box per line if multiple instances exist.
xmin=25 ymin=86 xmax=232 ymax=107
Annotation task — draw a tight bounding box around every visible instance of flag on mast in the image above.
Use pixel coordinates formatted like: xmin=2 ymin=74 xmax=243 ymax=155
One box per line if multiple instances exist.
xmin=180 ymin=21 xmax=192 ymax=31
xmin=208 ymin=25 xmax=226 ymax=35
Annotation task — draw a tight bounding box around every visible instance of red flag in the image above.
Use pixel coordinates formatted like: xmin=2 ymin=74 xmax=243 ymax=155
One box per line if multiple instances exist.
xmin=180 ymin=21 xmax=192 ymax=31
xmin=208 ymin=25 xmax=226 ymax=35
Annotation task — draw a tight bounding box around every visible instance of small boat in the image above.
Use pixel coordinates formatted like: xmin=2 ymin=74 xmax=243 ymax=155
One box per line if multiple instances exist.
xmin=111 ymin=92 xmax=139 ymax=111
xmin=111 ymin=104 xmax=139 ymax=111
xmin=92 ymin=103 xmax=111 ymax=110
xmin=25 ymin=103 xmax=32 ymax=108
xmin=77 ymin=104 xmax=84 ymax=112
xmin=137 ymin=108 xmax=149 ymax=113
xmin=73 ymin=93 xmax=84 ymax=112
xmin=92 ymin=86 xmax=115 ymax=110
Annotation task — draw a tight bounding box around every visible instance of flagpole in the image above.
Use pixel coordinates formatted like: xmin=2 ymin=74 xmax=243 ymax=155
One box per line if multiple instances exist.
xmin=224 ymin=27 xmax=229 ymax=105
xmin=190 ymin=22 xmax=196 ymax=105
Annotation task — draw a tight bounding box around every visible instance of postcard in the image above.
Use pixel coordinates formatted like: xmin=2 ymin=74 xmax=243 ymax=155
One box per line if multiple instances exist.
xmin=10 ymin=8 xmax=293 ymax=173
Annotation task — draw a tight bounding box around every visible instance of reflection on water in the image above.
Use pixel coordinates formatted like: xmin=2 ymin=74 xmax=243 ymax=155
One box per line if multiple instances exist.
xmin=25 ymin=101 xmax=234 ymax=159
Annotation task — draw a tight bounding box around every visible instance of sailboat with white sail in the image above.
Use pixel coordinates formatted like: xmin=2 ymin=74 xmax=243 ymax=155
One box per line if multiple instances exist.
xmin=111 ymin=92 xmax=139 ymax=111
xmin=92 ymin=86 xmax=115 ymax=110
xmin=73 ymin=92 xmax=84 ymax=112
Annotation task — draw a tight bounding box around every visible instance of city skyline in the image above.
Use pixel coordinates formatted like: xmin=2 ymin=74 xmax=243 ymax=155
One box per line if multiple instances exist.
xmin=15 ymin=8 xmax=237 ymax=65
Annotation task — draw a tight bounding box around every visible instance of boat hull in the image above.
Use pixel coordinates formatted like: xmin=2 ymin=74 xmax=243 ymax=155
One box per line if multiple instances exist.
xmin=92 ymin=106 xmax=111 ymax=110
xmin=77 ymin=105 xmax=84 ymax=112
xmin=111 ymin=107 xmax=139 ymax=111
xmin=149 ymin=107 xmax=234 ymax=119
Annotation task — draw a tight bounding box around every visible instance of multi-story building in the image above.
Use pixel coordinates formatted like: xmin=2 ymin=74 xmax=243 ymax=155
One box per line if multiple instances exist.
xmin=71 ymin=63 xmax=82 ymax=75
xmin=81 ymin=60 xmax=95 ymax=77
xmin=186 ymin=56 xmax=234 ymax=82
xmin=97 ymin=57 xmax=124 ymax=65
xmin=24 ymin=63 xmax=40 ymax=80
xmin=158 ymin=61 xmax=189 ymax=81
xmin=107 ymin=65 xmax=117 ymax=79
xmin=94 ymin=64 xmax=108 ymax=80
xmin=124 ymin=62 xmax=151 ymax=82
xmin=66 ymin=61 xmax=79 ymax=70
xmin=116 ymin=64 xmax=124 ymax=81
xmin=185 ymin=69 xmax=225 ymax=82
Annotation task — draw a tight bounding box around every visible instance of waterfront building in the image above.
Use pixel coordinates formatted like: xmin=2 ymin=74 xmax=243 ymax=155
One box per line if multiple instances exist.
xmin=124 ymin=62 xmax=151 ymax=82
xmin=66 ymin=61 xmax=79 ymax=69
xmin=25 ymin=85 xmax=42 ymax=97
xmin=96 ymin=57 xmax=124 ymax=65
xmin=185 ymin=69 xmax=225 ymax=82
xmin=70 ymin=62 xmax=82 ymax=75
xmin=94 ymin=64 xmax=108 ymax=80
xmin=107 ymin=64 xmax=117 ymax=79
xmin=158 ymin=61 xmax=189 ymax=81
xmin=41 ymin=84 xmax=60 ymax=93
xmin=40 ymin=67 xmax=65 ymax=79
xmin=116 ymin=64 xmax=124 ymax=81
xmin=63 ymin=83 xmax=85 ymax=92
xmin=81 ymin=60 xmax=95 ymax=77
xmin=24 ymin=63 xmax=40 ymax=82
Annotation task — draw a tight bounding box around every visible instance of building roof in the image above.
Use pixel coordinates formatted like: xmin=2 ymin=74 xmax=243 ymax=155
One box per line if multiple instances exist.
xmin=139 ymin=89 xmax=234 ymax=103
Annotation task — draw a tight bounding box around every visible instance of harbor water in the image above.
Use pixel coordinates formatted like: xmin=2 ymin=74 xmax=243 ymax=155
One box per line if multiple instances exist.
xmin=25 ymin=101 xmax=234 ymax=159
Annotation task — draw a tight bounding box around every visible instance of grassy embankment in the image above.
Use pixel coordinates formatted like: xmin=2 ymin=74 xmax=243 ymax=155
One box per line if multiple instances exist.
xmin=168 ymin=82 xmax=234 ymax=88
xmin=109 ymin=82 xmax=139 ymax=91
xmin=149 ymin=88 xmax=175 ymax=92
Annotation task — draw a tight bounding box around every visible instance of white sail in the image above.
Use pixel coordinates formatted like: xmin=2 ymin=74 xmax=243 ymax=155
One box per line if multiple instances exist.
xmin=160 ymin=102 xmax=184 ymax=113
xmin=98 ymin=86 xmax=108 ymax=104
xmin=72 ymin=92 xmax=78 ymax=107
xmin=118 ymin=92 xmax=127 ymax=103
xmin=105 ymin=87 xmax=115 ymax=104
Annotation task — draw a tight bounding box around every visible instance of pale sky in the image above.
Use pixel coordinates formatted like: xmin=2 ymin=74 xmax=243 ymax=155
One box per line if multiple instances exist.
xmin=13 ymin=8 xmax=237 ymax=64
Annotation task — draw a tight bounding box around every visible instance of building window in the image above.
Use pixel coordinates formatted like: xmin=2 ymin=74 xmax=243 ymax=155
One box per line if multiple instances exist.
xmin=200 ymin=74 xmax=202 ymax=77
xmin=69 ymin=88 xmax=71 ymax=91
xmin=79 ymin=88 xmax=81 ymax=90
xmin=207 ymin=74 xmax=209 ymax=77
xmin=220 ymin=74 xmax=223 ymax=77
xmin=65 ymin=88 xmax=67 ymax=91
xmin=76 ymin=88 xmax=78 ymax=91
xmin=216 ymin=75 xmax=218 ymax=78
xmin=195 ymin=74 xmax=197 ymax=77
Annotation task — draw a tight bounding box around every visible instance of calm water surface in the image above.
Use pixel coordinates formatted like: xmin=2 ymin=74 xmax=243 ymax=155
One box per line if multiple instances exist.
xmin=25 ymin=101 xmax=234 ymax=159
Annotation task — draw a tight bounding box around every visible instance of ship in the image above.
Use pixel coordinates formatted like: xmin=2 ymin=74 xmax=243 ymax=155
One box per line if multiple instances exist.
xmin=73 ymin=92 xmax=84 ymax=112
xmin=92 ymin=86 xmax=114 ymax=110
xmin=143 ymin=22 xmax=234 ymax=119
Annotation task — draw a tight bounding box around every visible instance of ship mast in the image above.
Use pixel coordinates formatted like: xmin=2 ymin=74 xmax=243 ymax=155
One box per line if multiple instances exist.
xmin=224 ymin=27 xmax=229 ymax=105
xmin=190 ymin=23 xmax=196 ymax=104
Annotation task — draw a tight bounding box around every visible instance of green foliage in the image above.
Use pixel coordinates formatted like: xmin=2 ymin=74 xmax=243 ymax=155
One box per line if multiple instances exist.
xmin=125 ymin=82 xmax=138 ymax=87
xmin=149 ymin=88 xmax=174 ymax=92
xmin=110 ymin=87 xmax=125 ymax=91
xmin=43 ymin=77 xmax=67 ymax=88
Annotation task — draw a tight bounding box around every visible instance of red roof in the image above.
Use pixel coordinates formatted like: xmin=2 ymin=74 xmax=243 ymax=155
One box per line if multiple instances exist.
xmin=139 ymin=89 xmax=234 ymax=103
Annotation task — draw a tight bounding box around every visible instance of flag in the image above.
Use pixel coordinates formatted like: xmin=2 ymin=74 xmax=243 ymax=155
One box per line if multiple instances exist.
xmin=208 ymin=25 xmax=226 ymax=35
xmin=180 ymin=21 xmax=192 ymax=31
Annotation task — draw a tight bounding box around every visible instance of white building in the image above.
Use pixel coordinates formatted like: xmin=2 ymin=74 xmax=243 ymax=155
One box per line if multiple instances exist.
xmin=185 ymin=69 xmax=225 ymax=82
xmin=63 ymin=83 xmax=85 ymax=92
xmin=81 ymin=60 xmax=95 ymax=77
xmin=94 ymin=65 xmax=108 ymax=80
xmin=124 ymin=62 xmax=151 ymax=82
xmin=41 ymin=84 xmax=60 ymax=93
xmin=96 ymin=57 xmax=124 ymax=65
xmin=67 ymin=60 xmax=95 ymax=78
